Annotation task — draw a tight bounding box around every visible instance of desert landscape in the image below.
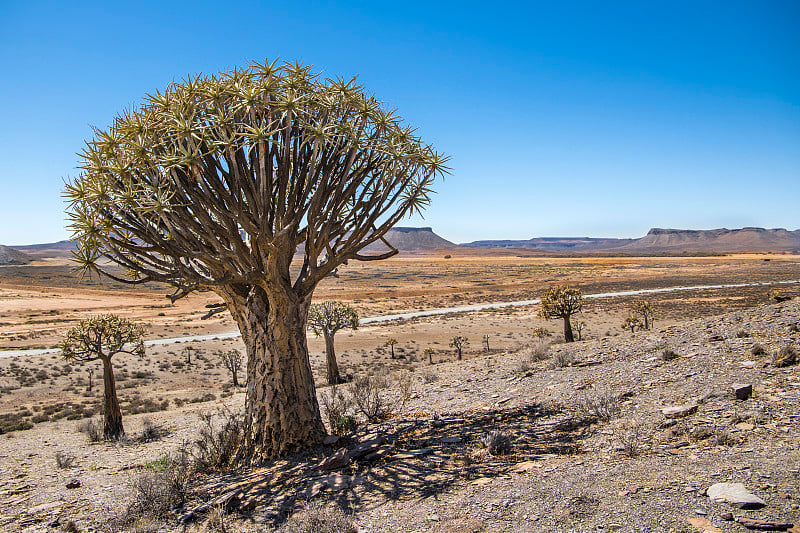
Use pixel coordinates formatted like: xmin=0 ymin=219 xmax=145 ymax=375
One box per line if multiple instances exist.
xmin=0 ymin=238 xmax=799 ymax=532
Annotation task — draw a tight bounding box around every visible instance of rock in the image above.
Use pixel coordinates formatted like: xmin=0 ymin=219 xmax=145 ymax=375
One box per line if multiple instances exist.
xmin=662 ymin=403 xmax=699 ymax=419
xmin=733 ymin=383 xmax=753 ymax=400
xmin=735 ymin=516 xmax=794 ymax=530
xmin=440 ymin=436 xmax=462 ymax=444
xmin=706 ymin=482 xmax=766 ymax=509
xmin=735 ymin=422 xmax=755 ymax=431
xmin=720 ymin=512 xmax=734 ymax=521
xmin=687 ymin=517 xmax=725 ymax=533
xmin=318 ymin=447 xmax=350 ymax=471
xmin=350 ymin=437 xmax=387 ymax=459
xmin=363 ymin=445 xmax=394 ymax=462
xmin=65 ymin=479 xmax=81 ymax=489
xmin=323 ymin=434 xmax=343 ymax=446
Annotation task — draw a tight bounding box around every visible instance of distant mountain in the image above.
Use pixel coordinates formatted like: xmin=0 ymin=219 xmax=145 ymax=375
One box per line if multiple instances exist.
xmin=463 ymin=236 xmax=633 ymax=252
xmin=12 ymin=240 xmax=77 ymax=259
xmin=617 ymin=227 xmax=800 ymax=253
xmin=464 ymin=228 xmax=800 ymax=253
xmin=360 ymin=227 xmax=457 ymax=252
xmin=0 ymin=245 xmax=33 ymax=265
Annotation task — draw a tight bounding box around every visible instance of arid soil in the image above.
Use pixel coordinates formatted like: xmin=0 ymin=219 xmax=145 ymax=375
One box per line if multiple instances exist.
xmin=0 ymin=252 xmax=798 ymax=532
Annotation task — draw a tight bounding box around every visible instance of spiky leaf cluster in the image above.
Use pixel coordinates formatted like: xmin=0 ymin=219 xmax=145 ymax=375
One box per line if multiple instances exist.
xmin=539 ymin=285 xmax=583 ymax=320
xmin=65 ymin=59 xmax=449 ymax=297
xmin=308 ymin=300 xmax=359 ymax=336
xmin=60 ymin=315 xmax=145 ymax=362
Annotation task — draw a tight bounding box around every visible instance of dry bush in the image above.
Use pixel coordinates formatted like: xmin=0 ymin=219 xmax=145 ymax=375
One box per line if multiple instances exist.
xmin=78 ymin=418 xmax=102 ymax=442
xmin=551 ymin=350 xmax=575 ymax=368
xmin=138 ymin=418 xmax=163 ymax=442
xmin=617 ymin=420 xmax=646 ymax=457
xmin=349 ymin=374 xmax=389 ymax=422
xmin=320 ymin=384 xmax=357 ymax=435
xmin=481 ymin=430 xmax=513 ymax=456
xmin=421 ymin=370 xmax=439 ymax=384
xmin=773 ymin=345 xmax=797 ymax=367
xmin=751 ymin=343 xmax=767 ymax=356
xmin=660 ymin=348 xmax=679 ymax=361
xmin=190 ymin=409 xmax=244 ymax=473
xmin=580 ymin=388 xmax=620 ymax=422
xmin=395 ymin=370 xmax=414 ymax=414
xmin=715 ymin=428 xmax=739 ymax=447
xmin=736 ymin=329 xmax=750 ymax=338
xmin=276 ymin=501 xmax=357 ymax=533
xmin=55 ymin=451 xmax=76 ymax=469
xmin=126 ymin=459 xmax=188 ymax=520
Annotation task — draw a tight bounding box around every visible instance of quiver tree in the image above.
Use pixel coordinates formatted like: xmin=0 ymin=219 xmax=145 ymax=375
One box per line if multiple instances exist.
xmin=449 ymin=335 xmax=469 ymax=360
xmin=423 ymin=346 xmax=435 ymax=364
xmin=622 ymin=316 xmax=642 ymax=333
xmin=539 ymin=285 xmax=583 ymax=342
xmin=64 ymin=60 xmax=449 ymax=461
xmin=572 ymin=320 xmax=586 ymax=341
xmin=59 ymin=315 xmax=145 ymax=440
xmin=385 ymin=337 xmax=398 ymax=359
xmin=632 ymin=301 xmax=655 ymax=330
xmin=220 ymin=349 xmax=244 ymax=387
xmin=308 ymin=300 xmax=359 ymax=384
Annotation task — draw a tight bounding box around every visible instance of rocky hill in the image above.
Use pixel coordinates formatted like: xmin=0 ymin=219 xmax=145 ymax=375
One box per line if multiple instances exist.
xmin=356 ymin=227 xmax=457 ymax=253
xmin=0 ymin=245 xmax=32 ymax=265
xmin=465 ymin=227 xmax=800 ymax=254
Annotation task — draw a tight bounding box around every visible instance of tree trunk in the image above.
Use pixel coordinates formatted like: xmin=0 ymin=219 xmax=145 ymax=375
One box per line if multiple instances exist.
xmin=225 ymin=284 xmax=326 ymax=463
xmin=643 ymin=315 xmax=649 ymax=330
xmin=232 ymin=368 xmax=239 ymax=387
xmin=101 ymin=357 xmax=124 ymax=440
xmin=457 ymin=348 xmax=462 ymax=360
xmin=323 ymin=331 xmax=340 ymax=385
xmin=563 ymin=316 xmax=575 ymax=343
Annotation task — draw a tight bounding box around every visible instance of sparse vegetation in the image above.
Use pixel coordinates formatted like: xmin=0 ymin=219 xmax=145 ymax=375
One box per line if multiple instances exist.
xmin=752 ymin=343 xmax=768 ymax=356
xmin=449 ymin=335 xmax=469 ymax=360
xmin=540 ymin=285 xmax=583 ymax=342
xmin=660 ymin=348 xmax=679 ymax=361
xmin=632 ymin=300 xmax=655 ymax=330
xmin=349 ymin=374 xmax=389 ymax=422
xmin=385 ymin=337 xmax=398 ymax=359
xmin=320 ymin=384 xmax=357 ymax=435
xmin=309 ymin=301 xmax=360 ymax=385
xmin=580 ymin=388 xmax=620 ymax=421
xmin=482 ymin=430 xmax=513 ymax=456
xmin=55 ymin=451 xmax=76 ymax=469
xmin=552 ymin=350 xmax=575 ymax=368
xmin=772 ymin=345 xmax=797 ymax=367
xmin=622 ymin=315 xmax=642 ymax=333
xmin=60 ymin=315 xmax=146 ymax=440
xmin=276 ymin=501 xmax=357 ymax=533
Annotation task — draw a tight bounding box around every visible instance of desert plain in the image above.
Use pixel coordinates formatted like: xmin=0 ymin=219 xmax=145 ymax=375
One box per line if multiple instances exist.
xmin=0 ymin=250 xmax=798 ymax=532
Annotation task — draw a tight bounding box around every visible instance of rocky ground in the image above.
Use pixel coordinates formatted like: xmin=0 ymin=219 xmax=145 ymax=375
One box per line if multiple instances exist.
xmin=1 ymin=299 xmax=798 ymax=533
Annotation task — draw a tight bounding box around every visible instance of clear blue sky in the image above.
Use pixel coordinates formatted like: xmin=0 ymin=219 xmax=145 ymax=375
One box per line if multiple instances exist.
xmin=1 ymin=0 xmax=798 ymax=245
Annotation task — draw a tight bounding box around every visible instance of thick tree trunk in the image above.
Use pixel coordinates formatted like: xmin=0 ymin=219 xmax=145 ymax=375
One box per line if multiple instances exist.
xmin=563 ymin=316 xmax=575 ymax=343
xmin=225 ymin=284 xmax=326 ymax=463
xmin=323 ymin=331 xmax=340 ymax=385
xmin=101 ymin=357 xmax=124 ymax=440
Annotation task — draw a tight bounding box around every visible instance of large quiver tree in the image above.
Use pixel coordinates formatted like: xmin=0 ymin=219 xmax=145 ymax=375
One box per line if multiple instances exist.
xmin=64 ymin=60 xmax=449 ymax=462
xmin=308 ymin=300 xmax=359 ymax=385
xmin=539 ymin=285 xmax=583 ymax=343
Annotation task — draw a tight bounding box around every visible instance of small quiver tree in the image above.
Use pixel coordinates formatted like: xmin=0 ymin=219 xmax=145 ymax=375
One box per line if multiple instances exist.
xmin=64 ymin=60 xmax=448 ymax=461
xmin=449 ymin=335 xmax=469 ymax=360
xmin=309 ymin=301 xmax=359 ymax=385
xmin=539 ymin=285 xmax=583 ymax=342
xmin=423 ymin=346 xmax=435 ymax=364
xmin=220 ymin=349 xmax=244 ymax=387
xmin=622 ymin=316 xmax=642 ymax=333
xmin=385 ymin=337 xmax=398 ymax=359
xmin=632 ymin=301 xmax=655 ymax=330
xmin=60 ymin=315 xmax=145 ymax=440
xmin=572 ymin=320 xmax=586 ymax=341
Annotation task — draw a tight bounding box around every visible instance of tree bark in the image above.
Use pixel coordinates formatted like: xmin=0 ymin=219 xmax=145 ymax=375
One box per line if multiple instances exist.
xmin=562 ymin=316 xmax=575 ymax=343
xmin=100 ymin=357 xmax=124 ymax=440
xmin=323 ymin=331 xmax=341 ymax=385
xmin=225 ymin=284 xmax=326 ymax=463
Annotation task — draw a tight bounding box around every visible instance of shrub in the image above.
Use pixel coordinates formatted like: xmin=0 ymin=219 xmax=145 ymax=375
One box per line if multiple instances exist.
xmin=190 ymin=409 xmax=244 ymax=473
xmin=736 ymin=329 xmax=750 ymax=338
xmin=55 ymin=451 xmax=76 ymax=469
xmin=580 ymin=389 xmax=620 ymax=422
xmin=421 ymin=370 xmax=439 ymax=384
xmin=320 ymin=384 xmax=356 ymax=435
xmin=617 ymin=421 xmax=646 ymax=457
xmin=138 ymin=418 xmax=163 ymax=442
xmin=551 ymin=350 xmax=575 ymax=368
xmin=349 ymin=375 xmax=389 ymax=422
xmin=482 ymin=430 xmax=512 ymax=456
xmin=751 ymin=343 xmax=767 ymax=356
xmin=276 ymin=501 xmax=357 ymax=533
xmin=126 ymin=461 xmax=188 ymax=519
xmin=79 ymin=418 xmax=103 ymax=442
xmin=773 ymin=345 xmax=797 ymax=367
xmin=660 ymin=349 xmax=679 ymax=361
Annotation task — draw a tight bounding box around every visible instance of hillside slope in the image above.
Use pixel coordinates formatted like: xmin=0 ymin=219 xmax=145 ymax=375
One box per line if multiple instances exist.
xmin=0 ymin=245 xmax=32 ymax=265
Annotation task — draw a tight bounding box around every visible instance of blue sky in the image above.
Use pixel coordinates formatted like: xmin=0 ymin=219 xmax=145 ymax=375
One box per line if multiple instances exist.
xmin=0 ymin=1 xmax=798 ymax=245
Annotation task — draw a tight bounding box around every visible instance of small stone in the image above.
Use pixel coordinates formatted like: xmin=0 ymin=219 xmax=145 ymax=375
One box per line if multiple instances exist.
xmin=662 ymin=403 xmax=699 ymax=419
xmin=733 ymin=383 xmax=753 ymax=400
xmin=323 ymin=435 xmax=342 ymax=446
xmin=695 ymin=509 xmax=707 ymax=515
xmin=440 ymin=436 xmax=462 ymax=444
xmin=318 ymin=447 xmax=350 ymax=471
xmin=427 ymin=514 xmax=439 ymax=521
xmin=720 ymin=512 xmax=734 ymax=521
xmin=735 ymin=516 xmax=794 ymax=530
xmin=65 ymin=479 xmax=81 ymax=489
xmin=706 ymin=482 xmax=766 ymax=509
xmin=735 ymin=422 xmax=755 ymax=431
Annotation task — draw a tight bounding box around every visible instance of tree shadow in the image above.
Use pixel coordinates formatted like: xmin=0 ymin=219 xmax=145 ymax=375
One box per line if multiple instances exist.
xmin=187 ymin=401 xmax=596 ymax=527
